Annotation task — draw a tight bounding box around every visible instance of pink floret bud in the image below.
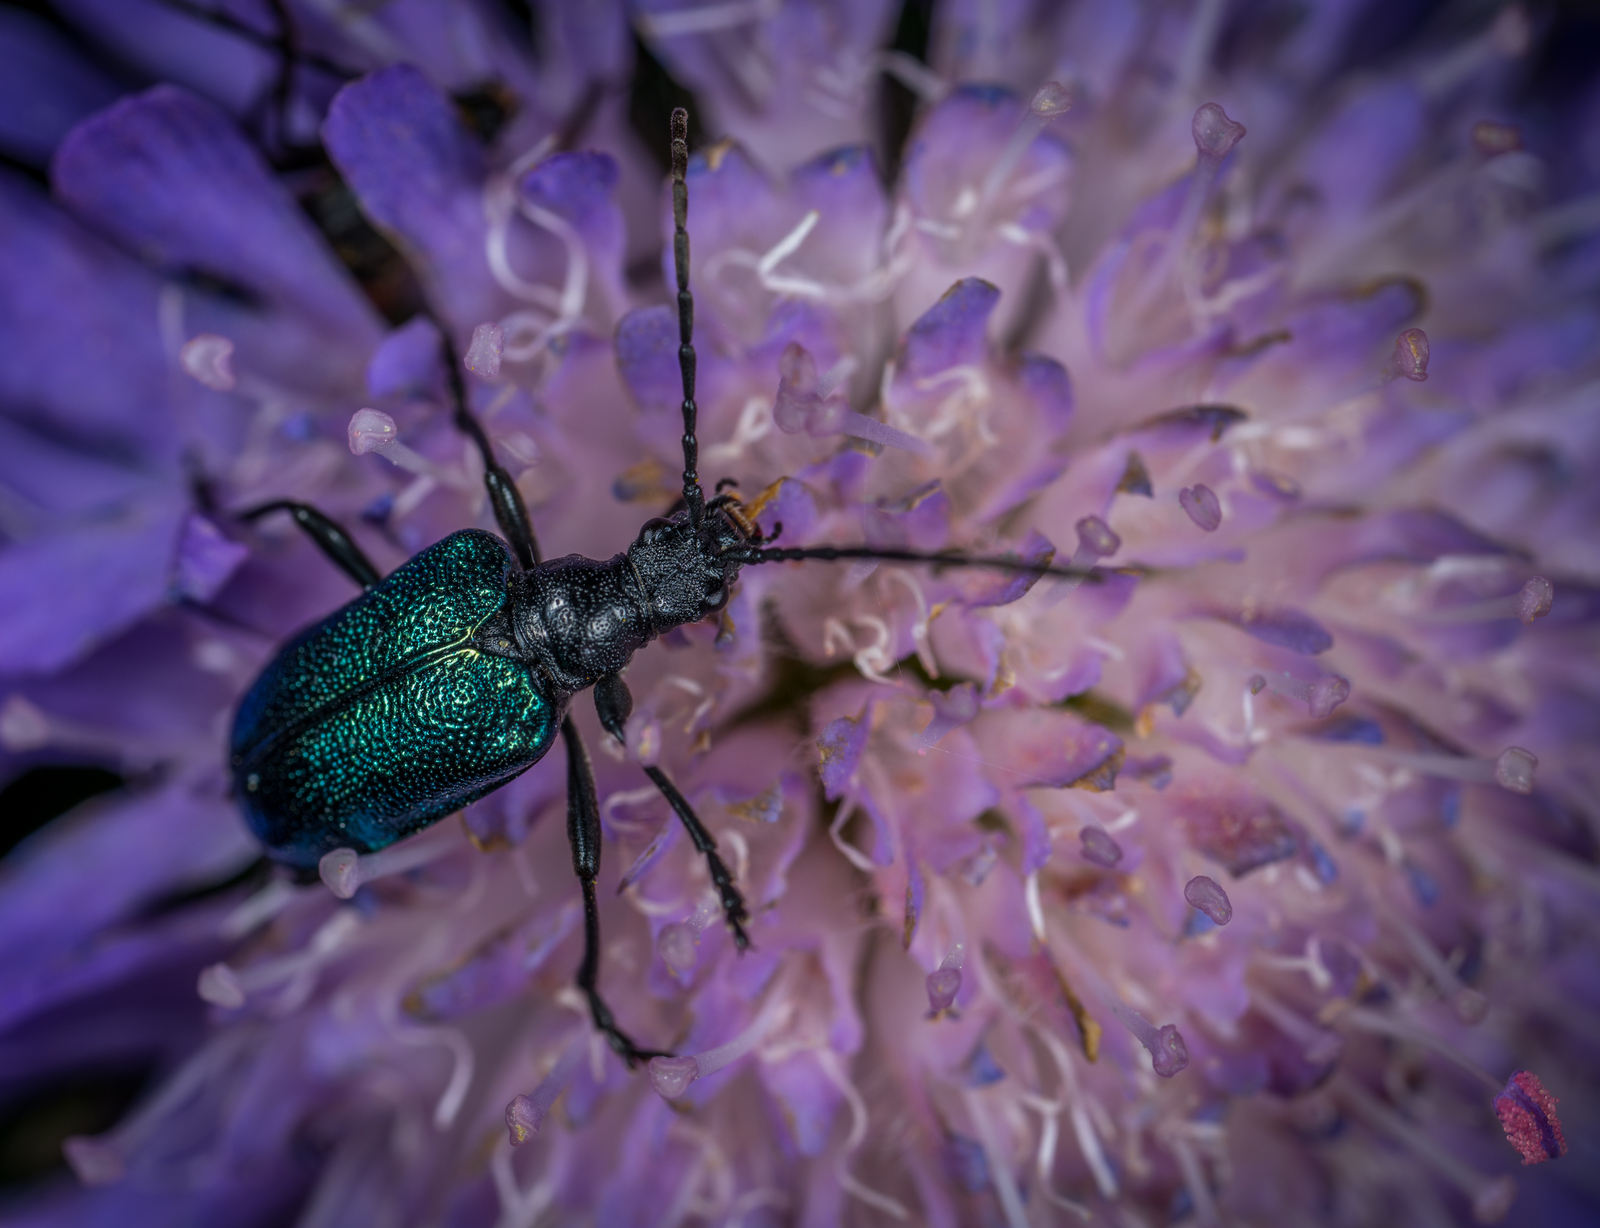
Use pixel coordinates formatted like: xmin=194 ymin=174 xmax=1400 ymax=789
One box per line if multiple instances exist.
xmin=1494 ymin=1071 xmax=1567 ymax=1165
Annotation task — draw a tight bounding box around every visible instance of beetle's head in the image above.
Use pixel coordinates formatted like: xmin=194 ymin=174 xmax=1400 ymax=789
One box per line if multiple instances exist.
xmin=628 ymin=500 xmax=753 ymax=627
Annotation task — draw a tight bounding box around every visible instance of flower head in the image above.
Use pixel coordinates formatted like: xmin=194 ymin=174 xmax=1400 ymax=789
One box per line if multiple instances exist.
xmin=1 ymin=2 xmax=1598 ymax=1226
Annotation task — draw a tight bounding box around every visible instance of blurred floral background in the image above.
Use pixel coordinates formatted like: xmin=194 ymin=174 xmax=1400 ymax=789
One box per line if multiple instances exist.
xmin=1 ymin=0 xmax=1598 ymax=1224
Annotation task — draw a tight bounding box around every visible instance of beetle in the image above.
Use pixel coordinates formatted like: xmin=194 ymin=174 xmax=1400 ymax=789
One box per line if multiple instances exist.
xmin=231 ymin=110 xmax=1097 ymax=1065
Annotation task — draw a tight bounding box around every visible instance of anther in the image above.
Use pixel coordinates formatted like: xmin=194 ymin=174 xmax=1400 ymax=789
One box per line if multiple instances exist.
xmin=926 ymin=944 xmax=964 ymax=1016
xmin=647 ymin=966 xmax=793 ymax=1100
xmin=1178 ymin=484 xmax=1222 ymax=531
xmin=1471 ymin=121 xmax=1523 ymax=156
xmin=1183 ymin=875 xmax=1232 ymax=926
xmin=318 ymin=827 xmax=458 ymax=899
xmin=1374 ymin=745 xmax=1537 ymax=795
xmin=658 ymin=896 xmax=719 ymax=976
xmin=348 ymin=407 xmax=399 ymax=456
xmin=1108 ymin=998 xmax=1189 ymax=1077
xmin=1417 ymin=576 xmax=1554 ymax=625
xmin=464 ymin=321 xmax=505 ymax=379
xmin=1079 ymin=827 xmax=1123 ymax=868
xmin=179 ymin=333 xmax=237 ymax=391
xmin=1515 ymin=576 xmax=1553 ymax=624
xmin=775 ymin=341 xmax=932 ymax=455
xmin=348 ymin=407 xmax=463 ymax=488
xmin=1249 ymin=671 xmax=1352 ymax=719
xmin=506 ymin=1036 xmax=586 ymax=1146
xmin=1192 ymin=102 xmax=1247 ymax=164
xmin=0 ymin=695 xmax=52 ymax=752
xmin=976 ymin=81 xmax=1073 ymax=213
xmin=1382 ymin=328 xmax=1430 ymax=382
xmin=1075 ymin=515 xmax=1120 ymax=559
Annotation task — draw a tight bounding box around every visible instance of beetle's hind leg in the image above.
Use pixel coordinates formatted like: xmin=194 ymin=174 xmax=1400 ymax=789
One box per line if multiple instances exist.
xmin=594 ymin=674 xmax=751 ymax=951
xmin=238 ymin=501 xmax=382 ymax=590
xmin=562 ymin=715 xmax=668 ymax=1068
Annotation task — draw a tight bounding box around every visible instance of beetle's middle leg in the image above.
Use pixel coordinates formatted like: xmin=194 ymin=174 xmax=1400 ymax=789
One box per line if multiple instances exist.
xmin=562 ymin=714 xmax=666 ymax=1068
xmin=595 ymin=674 xmax=751 ymax=951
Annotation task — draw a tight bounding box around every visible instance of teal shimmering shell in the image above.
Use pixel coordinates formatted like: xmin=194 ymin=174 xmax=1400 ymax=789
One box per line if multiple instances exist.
xmin=231 ymin=529 xmax=558 ymax=867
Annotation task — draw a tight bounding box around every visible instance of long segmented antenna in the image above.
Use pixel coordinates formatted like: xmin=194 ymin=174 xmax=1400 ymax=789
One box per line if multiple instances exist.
xmin=726 ymin=543 xmax=1106 ymax=584
xmin=670 ymin=108 xmax=705 ymax=534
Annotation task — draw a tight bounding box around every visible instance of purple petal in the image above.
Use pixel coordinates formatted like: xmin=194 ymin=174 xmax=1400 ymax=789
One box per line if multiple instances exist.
xmin=790 ymin=145 xmax=890 ymax=281
xmin=761 ymin=1050 xmax=843 ymax=1156
xmin=898 ymin=278 xmax=1000 ymax=380
xmin=0 ymin=904 xmax=227 ymax=1035
xmin=1018 ymin=352 xmax=1075 ymax=433
xmin=0 ymin=9 xmax=119 ymax=166
xmin=1226 ymin=607 xmax=1333 ymax=655
xmin=1180 ymin=796 xmax=1301 ymax=877
xmin=0 ymin=417 xmax=152 ymax=518
xmin=0 ymin=777 xmax=256 ymax=988
xmin=974 ymin=708 xmax=1123 ymax=790
xmin=967 ymin=531 xmax=1055 ymax=608
xmin=1294 ymin=81 xmax=1425 ymax=216
xmin=0 ymin=177 xmax=171 ymax=454
xmin=616 ymin=305 xmax=682 ymax=414
xmin=324 ymin=65 xmax=496 ymax=331
xmin=0 ymin=499 xmax=186 ymax=674
xmin=921 ymin=682 xmax=979 ymax=748
xmin=411 ymin=905 xmax=578 ymax=1021
xmin=367 ymin=316 xmax=445 ymax=401
xmin=171 ymin=513 xmax=249 ymax=603
xmin=522 ymin=149 xmax=625 ymax=278
xmin=54 ymin=86 xmax=378 ymax=341
xmin=817 ymin=713 xmax=869 ymax=799
xmin=50 ymin=0 xmax=278 ymax=120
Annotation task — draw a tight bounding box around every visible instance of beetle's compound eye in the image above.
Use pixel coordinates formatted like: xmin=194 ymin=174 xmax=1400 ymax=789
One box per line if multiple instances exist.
xmin=636 ymin=517 xmax=674 ymax=547
xmin=702 ymin=583 xmax=729 ymax=613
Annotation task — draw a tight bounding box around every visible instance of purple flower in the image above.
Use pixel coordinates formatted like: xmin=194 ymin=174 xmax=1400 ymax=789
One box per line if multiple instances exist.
xmin=2 ymin=3 xmax=1599 ymax=1226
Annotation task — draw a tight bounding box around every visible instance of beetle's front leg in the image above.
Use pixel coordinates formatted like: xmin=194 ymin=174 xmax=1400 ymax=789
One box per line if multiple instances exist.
xmin=595 ymin=674 xmax=750 ymax=951
xmin=562 ymin=715 xmax=666 ymax=1069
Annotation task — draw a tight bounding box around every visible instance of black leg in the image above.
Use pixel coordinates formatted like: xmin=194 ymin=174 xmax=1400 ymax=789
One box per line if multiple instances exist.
xmin=595 ymin=674 xmax=750 ymax=950
xmin=442 ymin=331 xmax=542 ymax=569
xmin=239 ymin=501 xmax=382 ymax=590
xmin=563 ymin=715 xmax=665 ymax=1067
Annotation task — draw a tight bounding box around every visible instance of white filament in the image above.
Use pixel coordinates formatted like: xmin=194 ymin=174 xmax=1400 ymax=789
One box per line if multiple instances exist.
xmin=815 ymin=1047 xmax=909 ymax=1220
